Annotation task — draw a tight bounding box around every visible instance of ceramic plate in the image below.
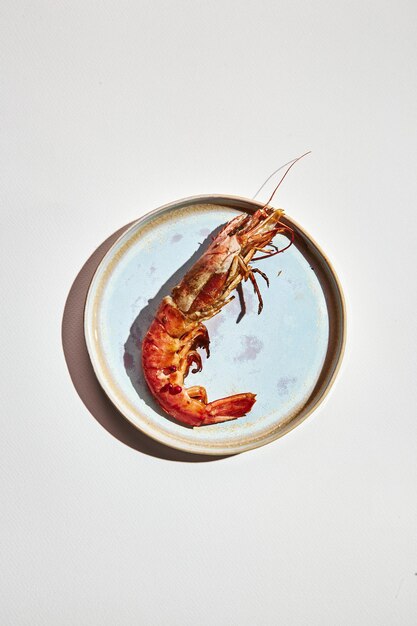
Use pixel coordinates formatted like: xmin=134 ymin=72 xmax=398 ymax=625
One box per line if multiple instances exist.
xmin=84 ymin=195 xmax=345 ymax=455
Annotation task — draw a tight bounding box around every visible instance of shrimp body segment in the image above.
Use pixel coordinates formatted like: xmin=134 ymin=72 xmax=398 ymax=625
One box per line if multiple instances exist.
xmin=142 ymin=207 xmax=292 ymax=427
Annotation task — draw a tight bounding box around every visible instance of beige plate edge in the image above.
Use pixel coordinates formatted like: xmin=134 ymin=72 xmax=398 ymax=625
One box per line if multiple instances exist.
xmin=84 ymin=194 xmax=347 ymax=456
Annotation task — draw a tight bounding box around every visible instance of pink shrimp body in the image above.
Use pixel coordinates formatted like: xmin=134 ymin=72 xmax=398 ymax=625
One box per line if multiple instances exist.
xmin=141 ymin=206 xmax=294 ymax=427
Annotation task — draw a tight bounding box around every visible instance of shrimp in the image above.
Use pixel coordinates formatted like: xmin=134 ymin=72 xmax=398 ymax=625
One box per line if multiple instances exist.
xmin=142 ymin=153 xmax=309 ymax=426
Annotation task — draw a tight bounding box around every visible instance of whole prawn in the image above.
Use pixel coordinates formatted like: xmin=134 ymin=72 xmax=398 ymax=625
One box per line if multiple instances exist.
xmin=142 ymin=154 xmax=309 ymax=426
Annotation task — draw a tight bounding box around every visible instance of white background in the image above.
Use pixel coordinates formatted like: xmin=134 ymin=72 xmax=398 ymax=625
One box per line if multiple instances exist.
xmin=2 ymin=1 xmax=417 ymax=624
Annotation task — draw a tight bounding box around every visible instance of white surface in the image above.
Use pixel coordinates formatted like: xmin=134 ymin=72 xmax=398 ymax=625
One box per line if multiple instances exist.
xmin=1 ymin=1 xmax=416 ymax=624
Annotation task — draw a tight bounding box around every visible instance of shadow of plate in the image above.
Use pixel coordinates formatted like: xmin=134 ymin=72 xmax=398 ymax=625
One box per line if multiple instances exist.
xmin=61 ymin=222 xmax=231 ymax=463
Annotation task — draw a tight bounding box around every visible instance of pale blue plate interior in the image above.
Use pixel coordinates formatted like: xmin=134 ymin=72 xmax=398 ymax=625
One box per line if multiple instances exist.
xmin=86 ymin=201 xmax=331 ymax=453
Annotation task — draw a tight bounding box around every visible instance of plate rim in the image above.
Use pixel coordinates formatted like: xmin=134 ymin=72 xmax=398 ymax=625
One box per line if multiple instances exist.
xmin=84 ymin=194 xmax=347 ymax=455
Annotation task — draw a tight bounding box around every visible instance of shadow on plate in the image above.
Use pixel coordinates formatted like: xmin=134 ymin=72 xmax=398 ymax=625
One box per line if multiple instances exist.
xmin=123 ymin=223 xmax=250 ymax=427
xmin=61 ymin=221 xmax=235 ymax=463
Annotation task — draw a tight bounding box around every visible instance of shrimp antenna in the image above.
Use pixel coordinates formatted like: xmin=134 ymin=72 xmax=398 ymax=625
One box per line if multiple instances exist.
xmin=261 ymin=151 xmax=311 ymax=209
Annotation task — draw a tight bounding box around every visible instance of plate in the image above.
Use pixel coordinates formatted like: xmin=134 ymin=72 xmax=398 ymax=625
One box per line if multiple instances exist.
xmin=84 ymin=195 xmax=346 ymax=455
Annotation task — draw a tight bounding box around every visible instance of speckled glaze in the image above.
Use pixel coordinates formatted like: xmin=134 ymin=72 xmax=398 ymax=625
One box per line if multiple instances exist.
xmin=84 ymin=195 xmax=346 ymax=455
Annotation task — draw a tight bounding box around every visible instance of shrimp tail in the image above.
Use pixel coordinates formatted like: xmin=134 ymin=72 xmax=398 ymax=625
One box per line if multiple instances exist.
xmin=203 ymin=393 xmax=257 ymax=424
